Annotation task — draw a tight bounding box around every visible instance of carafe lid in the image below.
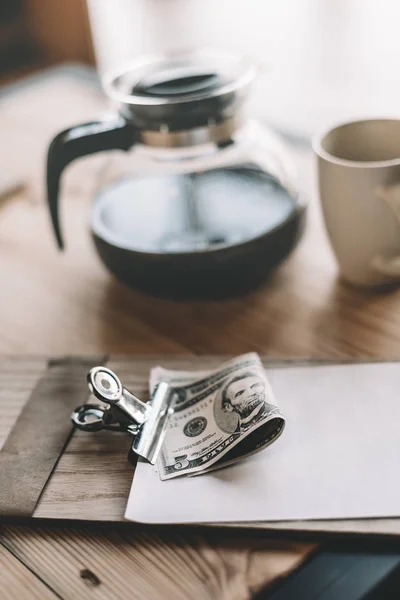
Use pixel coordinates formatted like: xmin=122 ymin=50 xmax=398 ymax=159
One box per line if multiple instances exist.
xmin=103 ymin=49 xmax=256 ymax=136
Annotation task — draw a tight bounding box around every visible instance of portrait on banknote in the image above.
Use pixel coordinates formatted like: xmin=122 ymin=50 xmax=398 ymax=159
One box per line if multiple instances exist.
xmin=215 ymin=370 xmax=279 ymax=434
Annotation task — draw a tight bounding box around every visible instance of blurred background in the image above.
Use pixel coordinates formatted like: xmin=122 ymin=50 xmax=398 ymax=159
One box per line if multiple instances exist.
xmin=1 ymin=0 xmax=400 ymax=348
xmin=0 ymin=0 xmax=93 ymax=81
xmin=1 ymin=0 xmax=400 ymax=138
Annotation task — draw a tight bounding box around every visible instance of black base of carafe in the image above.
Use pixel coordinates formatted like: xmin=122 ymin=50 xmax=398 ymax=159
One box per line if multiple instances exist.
xmin=92 ymin=205 xmax=306 ymax=300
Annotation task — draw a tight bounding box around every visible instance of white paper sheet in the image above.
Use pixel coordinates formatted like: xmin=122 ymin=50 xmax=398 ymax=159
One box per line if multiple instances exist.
xmin=125 ymin=362 xmax=400 ymax=524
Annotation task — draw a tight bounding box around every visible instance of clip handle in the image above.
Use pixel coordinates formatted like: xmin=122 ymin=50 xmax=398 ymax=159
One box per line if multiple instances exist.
xmin=72 ymin=366 xmax=176 ymax=465
xmin=87 ymin=366 xmax=123 ymax=403
xmin=72 ymin=404 xmax=106 ymax=431
xmin=87 ymin=366 xmax=149 ymax=425
xmin=71 ymin=403 xmax=140 ymax=434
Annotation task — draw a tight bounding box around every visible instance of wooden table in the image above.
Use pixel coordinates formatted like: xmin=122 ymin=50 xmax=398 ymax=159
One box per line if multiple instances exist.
xmin=1 ymin=59 xmax=400 ymax=598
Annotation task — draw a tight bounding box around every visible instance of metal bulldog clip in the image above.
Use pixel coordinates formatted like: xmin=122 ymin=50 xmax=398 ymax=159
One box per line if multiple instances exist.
xmin=71 ymin=366 xmax=176 ymax=464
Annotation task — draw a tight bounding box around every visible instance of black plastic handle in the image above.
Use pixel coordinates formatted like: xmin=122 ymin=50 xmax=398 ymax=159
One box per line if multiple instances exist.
xmin=46 ymin=117 xmax=135 ymax=249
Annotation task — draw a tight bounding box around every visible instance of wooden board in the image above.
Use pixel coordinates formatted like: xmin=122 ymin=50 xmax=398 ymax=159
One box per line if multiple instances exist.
xmin=3 ymin=355 xmax=400 ymax=537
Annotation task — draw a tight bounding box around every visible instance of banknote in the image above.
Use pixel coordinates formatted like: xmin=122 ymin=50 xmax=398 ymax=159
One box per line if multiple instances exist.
xmin=150 ymin=353 xmax=285 ymax=480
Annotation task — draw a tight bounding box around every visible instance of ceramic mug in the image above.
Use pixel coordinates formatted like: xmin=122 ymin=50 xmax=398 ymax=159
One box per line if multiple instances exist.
xmin=313 ymin=119 xmax=400 ymax=286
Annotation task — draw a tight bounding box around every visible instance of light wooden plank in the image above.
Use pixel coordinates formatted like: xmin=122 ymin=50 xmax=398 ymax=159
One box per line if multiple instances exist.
xmin=0 ymin=543 xmax=57 ymax=600
xmin=0 ymin=525 xmax=315 ymax=600
xmin=35 ymin=428 xmax=134 ymax=520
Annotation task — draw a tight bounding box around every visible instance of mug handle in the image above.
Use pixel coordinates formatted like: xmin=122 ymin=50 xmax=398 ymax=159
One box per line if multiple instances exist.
xmin=46 ymin=117 xmax=135 ymax=249
xmin=371 ymin=183 xmax=400 ymax=278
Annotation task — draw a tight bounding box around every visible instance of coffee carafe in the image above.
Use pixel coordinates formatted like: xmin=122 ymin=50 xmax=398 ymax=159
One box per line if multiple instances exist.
xmin=47 ymin=49 xmax=305 ymax=298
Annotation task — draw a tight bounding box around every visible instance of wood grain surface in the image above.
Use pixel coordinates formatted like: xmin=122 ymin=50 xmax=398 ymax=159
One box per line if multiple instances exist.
xmin=0 ymin=543 xmax=57 ymax=600
xmin=2 ymin=4 xmax=400 ymax=595
xmin=0 ymin=525 xmax=314 ymax=600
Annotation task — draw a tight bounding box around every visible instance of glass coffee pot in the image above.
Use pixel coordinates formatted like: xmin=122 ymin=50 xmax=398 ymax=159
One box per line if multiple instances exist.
xmin=47 ymin=49 xmax=305 ymax=298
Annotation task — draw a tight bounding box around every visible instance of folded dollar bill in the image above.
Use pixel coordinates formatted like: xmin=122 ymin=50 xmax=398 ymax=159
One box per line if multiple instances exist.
xmin=150 ymin=353 xmax=285 ymax=480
